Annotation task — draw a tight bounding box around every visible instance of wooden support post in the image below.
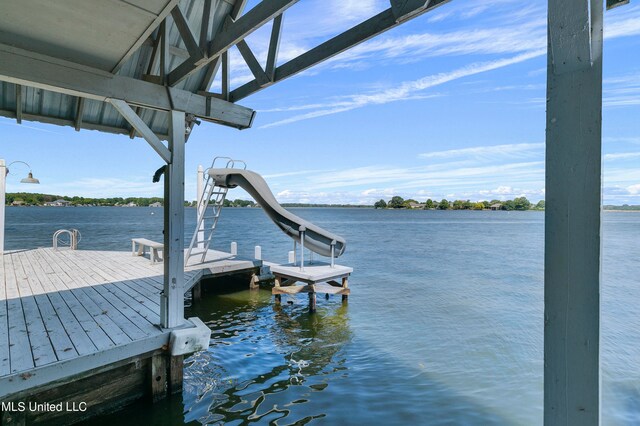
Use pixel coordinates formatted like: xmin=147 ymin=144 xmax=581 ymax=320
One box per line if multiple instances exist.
xmin=150 ymin=354 xmax=167 ymax=402
xmin=249 ymin=273 xmax=259 ymax=290
xmin=309 ymin=292 xmax=316 ymax=313
xmin=169 ymin=355 xmax=184 ymax=394
xmin=342 ymin=276 xmax=349 ymax=302
xmin=0 ymin=159 xmax=5 ymax=255
xmin=162 ymin=110 xmax=186 ymax=329
xmin=192 ymin=281 xmax=202 ymax=302
xmin=545 ymin=1 xmax=603 ymax=424
xmin=274 ymin=276 xmax=281 ymax=303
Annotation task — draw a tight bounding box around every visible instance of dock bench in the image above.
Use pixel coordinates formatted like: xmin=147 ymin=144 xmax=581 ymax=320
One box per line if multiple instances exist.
xmin=132 ymin=238 xmax=164 ymax=264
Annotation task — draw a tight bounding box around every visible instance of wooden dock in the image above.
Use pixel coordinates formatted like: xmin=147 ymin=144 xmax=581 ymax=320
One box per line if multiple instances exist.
xmin=0 ymin=247 xmax=260 ymax=423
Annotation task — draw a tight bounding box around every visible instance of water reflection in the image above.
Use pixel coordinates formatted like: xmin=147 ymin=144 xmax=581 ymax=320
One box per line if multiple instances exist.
xmin=183 ymin=281 xmax=352 ymax=425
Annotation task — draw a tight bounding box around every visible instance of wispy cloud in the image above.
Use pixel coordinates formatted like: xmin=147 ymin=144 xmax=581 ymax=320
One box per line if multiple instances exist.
xmin=604 ymin=152 xmax=640 ymax=160
xmin=261 ymin=50 xmax=543 ymax=128
xmin=419 ymin=143 xmax=543 ymax=160
xmin=253 ymin=3 xmax=640 ymax=128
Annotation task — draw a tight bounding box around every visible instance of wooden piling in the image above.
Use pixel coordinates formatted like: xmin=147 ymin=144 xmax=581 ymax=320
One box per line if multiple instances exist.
xmin=169 ymin=355 xmax=183 ymax=394
xmin=309 ymin=292 xmax=316 ymax=313
xmin=150 ymin=354 xmax=167 ymax=402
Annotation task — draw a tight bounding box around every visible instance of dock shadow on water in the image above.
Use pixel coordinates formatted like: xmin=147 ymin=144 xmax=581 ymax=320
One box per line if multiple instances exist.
xmin=86 ymin=275 xmax=509 ymax=426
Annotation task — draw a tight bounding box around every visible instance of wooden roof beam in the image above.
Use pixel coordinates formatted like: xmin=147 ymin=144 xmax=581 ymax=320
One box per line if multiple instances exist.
xmin=168 ymin=0 xmax=299 ymax=86
xmin=0 ymin=43 xmax=255 ymax=129
xmin=230 ymin=0 xmax=451 ymax=102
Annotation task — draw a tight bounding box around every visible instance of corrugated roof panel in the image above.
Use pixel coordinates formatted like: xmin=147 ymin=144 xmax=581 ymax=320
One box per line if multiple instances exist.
xmin=0 ymin=0 xmax=241 ymax=137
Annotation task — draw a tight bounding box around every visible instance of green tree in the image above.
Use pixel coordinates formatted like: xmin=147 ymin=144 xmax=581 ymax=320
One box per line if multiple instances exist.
xmin=438 ymin=199 xmax=450 ymax=210
xmin=424 ymin=199 xmax=434 ymax=209
xmin=374 ymin=199 xmax=387 ymax=209
xmin=513 ymin=196 xmax=531 ymax=211
xmin=473 ymin=202 xmax=485 ymax=210
xmin=452 ymin=199 xmax=465 ymax=210
xmin=535 ymin=200 xmax=546 ymax=210
xmin=388 ymin=196 xmax=405 ymax=209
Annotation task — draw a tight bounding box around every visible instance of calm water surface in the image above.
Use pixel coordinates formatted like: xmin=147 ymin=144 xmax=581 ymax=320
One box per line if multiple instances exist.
xmin=5 ymin=207 xmax=640 ymax=425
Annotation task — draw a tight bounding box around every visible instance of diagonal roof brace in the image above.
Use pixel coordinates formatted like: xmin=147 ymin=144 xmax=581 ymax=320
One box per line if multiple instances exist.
xmin=390 ymin=0 xmax=432 ymax=23
xmin=0 ymin=43 xmax=255 ymax=130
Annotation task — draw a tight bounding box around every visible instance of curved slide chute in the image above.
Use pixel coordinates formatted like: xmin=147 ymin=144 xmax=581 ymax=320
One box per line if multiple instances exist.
xmin=208 ymin=168 xmax=346 ymax=258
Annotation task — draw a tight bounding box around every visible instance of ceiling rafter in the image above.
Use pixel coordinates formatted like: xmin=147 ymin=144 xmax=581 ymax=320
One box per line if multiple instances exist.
xmin=170 ymin=5 xmax=204 ymax=61
xmin=230 ymin=0 xmax=451 ymax=102
xmin=168 ymin=0 xmax=298 ymax=86
xmin=0 ymin=43 xmax=255 ymax=129
xmin=236 ymin=40 xmax=269 ymax=86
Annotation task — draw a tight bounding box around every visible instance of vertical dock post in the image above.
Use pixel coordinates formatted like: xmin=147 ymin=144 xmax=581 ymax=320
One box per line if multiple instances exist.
xmin=288 ymin=251 xmax=295 ymax=264
xmin=299 ymin=226 xmax=306 ymax=271
xmin=162 ymin=110 xmax=186 ymax=328
xmin=341 ymin=276 xmax=349 ymax=302
xmin=0 ymin=159 xmax=5 ymax=255
xmin=150 ymin=354 xmax=167 ymax=402
xmin=274 ymin=276 xmax=281 ymax=303
xmin=292 ymin=241 xmax=297 ymax=265
xmin=197 ymin=165 xmax=205 ymax=249
xmin=330 ymin=240 xmax=336 ymax=268
xmin=308 ymin=291 xmax=316 ymax=313
xmin=169 ymin=355 xmax=184 ymax=394
xmin=254 ymin=245 xmax=262 ymax=260
xmin=230 ymin=241 xmax=237 ymax=256
xmin=192 ymin=281 xmax=202 ymax=302
xmin=545 ymin=1 xmax=603 ymax=424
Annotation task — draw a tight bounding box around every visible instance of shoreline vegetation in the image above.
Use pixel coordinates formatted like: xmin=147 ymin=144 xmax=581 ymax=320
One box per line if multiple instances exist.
xmin=4 ymin=192 xmax=639 ymax=211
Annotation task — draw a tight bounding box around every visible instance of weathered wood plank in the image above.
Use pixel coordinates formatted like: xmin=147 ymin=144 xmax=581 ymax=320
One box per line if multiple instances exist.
xmin=150 ymin=354 xmax=167 ymax=402
xmin=35 ymin=249 xmax=125 ymax=349
xmin=66 ymin=252 xmax=162 ymax=327
xmin=45 ymin=250 xmax=154 ymax=340
xmin=79 ymin=250 xmax=162 ymax=307
xmin=0 ymin=255 xmax=12 ymax=375
xmin=9 ymin=253 xmax=57 ymax=367
xmin=3 ymin=253 xmax=36 ymax=373
xmin=20 ymin=250 xmax=91 ymax=358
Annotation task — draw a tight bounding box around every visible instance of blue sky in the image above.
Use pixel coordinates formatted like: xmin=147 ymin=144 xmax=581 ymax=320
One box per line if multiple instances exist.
xmin=2 ymin=0 xmax=640 ymax=204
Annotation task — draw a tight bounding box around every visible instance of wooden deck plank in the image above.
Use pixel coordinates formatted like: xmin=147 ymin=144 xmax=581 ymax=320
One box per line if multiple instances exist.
xmin=18 ymin=250 xmax=91 ymax=359
xmin=3 ymin=253 xmax=36 ymax=373
xmin=55 ymin=251 xmax=162 ymax=330
xmin=41 ymin=250 xmax=152 ymax=341
xmin=10 ymin=253 xmax=79 ymax=365
xmin=9 ymin=252 xmax=57 ymax=367
xmin=61 ymin=251 xmax=162 ymax=327
xmin=32 ymin=249 xmax=125 ymax=350
xmin=0 ymin=255 xmax=11 ymax=375
xmin=79 ymin=250 xmax=162 ymax=308
xmin=37 ymin=251 xmax=132 ymax=344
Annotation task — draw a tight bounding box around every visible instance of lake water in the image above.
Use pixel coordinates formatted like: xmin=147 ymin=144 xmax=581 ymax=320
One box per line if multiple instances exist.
xmin=4 ymin=207 xmax=640 ymax=425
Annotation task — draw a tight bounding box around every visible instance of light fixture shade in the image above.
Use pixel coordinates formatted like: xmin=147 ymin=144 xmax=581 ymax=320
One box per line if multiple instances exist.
xmin=20 ymin=172 xmax=40 ymax=184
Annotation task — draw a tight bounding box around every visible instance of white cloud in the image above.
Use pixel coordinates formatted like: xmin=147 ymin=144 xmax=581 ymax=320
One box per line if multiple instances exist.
xmin=261 ymin=50 xmax=544 ymax=128
xmin=419 ymin=142 xmax=543 ymax=160
xmin=604 ymin=152 xmax=640 ymax=161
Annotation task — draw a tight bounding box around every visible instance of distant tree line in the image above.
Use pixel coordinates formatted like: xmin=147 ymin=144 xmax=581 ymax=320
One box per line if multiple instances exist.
xmin=374 ymin=195 xmax=545 ymax=211
xmin=603 ymin=204 xmax=640 ymax=211
xmin=5 ymin=193 xmax=166 ymax=207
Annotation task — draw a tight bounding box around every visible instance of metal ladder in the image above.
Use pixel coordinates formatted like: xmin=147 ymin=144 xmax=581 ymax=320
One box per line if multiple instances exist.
xmin=185 ymin=157 xmax=246 ymax=265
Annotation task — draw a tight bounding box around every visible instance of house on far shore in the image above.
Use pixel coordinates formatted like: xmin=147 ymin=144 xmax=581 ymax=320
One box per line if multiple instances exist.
xmin=44 ymin=199 xmax=71 ymax=207
xmin=408 ymin=201 xmax=426 ymax=209
xmin=11 ymin=200 xmax=25 ymax=206
xmin=124 ymin=201 xmax=138 ymax=207
xmin=490 ymin=203 xmax=502 ymax=211
xmin=149 ymin=202 xmax=162 ymax=208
